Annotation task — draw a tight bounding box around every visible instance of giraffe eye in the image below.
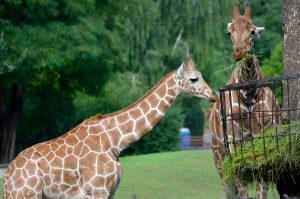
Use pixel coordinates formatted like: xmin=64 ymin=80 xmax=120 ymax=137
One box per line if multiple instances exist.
xmin=227 ymin=31 xmax=231 ymax=36
xmin=190 ymin=78 xmax=198 ymax=83
xmin=251 ymin=30 xmax=255 ymax=35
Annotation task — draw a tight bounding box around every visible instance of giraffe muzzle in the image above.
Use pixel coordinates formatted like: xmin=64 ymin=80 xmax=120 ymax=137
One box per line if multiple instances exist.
xmin=209 ymin=91 xmax=219 ymax=103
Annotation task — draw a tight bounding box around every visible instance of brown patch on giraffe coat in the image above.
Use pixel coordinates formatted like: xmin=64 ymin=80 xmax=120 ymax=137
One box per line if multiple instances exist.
xmin=146 ymin=110 xmax=160 ymax=123
xmin=129 ymin=108 xmax=143 ymax=120
xmin=165 ymin=96 xmax=175 ymax=104
xmin=39 ymin=157 xmax=50 ymax=174
xmin=67 ymin=146 xmax=74 ymax=154
xmin=23 ymin=187 xmax=36 ymax=198
xmin=65 ymin=134 xmax=79 ymax=146
xmin=119 ymin=120 xmax=134 ymax=134
xmin=80 ymin=152 xmax=97 ymax=169
xmin=158 ymin=100 xmax=169 ymax=113
xmin=98 ymin=153 xmax=110 ymax=164
xmin=45 ymin=151 xmax=55 ymax=162
xmin=89 ymin=125 xmax=104 ymax=134
xmin=91 ymin=176 xmax=105 ymax=187
xmin=64 ymin=155 xmax=78 ymax=170
xmin=106 ymin=174 xmax=116 ymax=191
xmin=63 ymin=170 xmax=79 ymax=185
xmin=79 ymin=144 xmax=90 ymax=157
xmin=14 ymin=177 xmax=25 ymax=189
xmin=85 ymin=134 xmax=101 ymax=152
xmin=76 ymin=126 xmax=89 ymax=140
xmin=166 ymin=77 xmax=175 ymax=88
xmin=15 ymin=156 xmax=27 ymax=168
xmin=16 ymin=191 xmax=24 ymax=199
xmin=135 ymin=117 xmax=147 ymax=134
xmin=27 ymin=176 xmax=38 ymax=188
xmin=52 ymin=168 xmax=63 ymax=183
xmin=60 ymin=183 xmax=71 ymax=192
xmin=56 ymin=145 xmax=67 ymax=158
xmin=116 ymin=113 xmax=130 ymax=124
xmin=100 ymin=133 xmax=112 ymax=151
xmin=69 ymin=125 xmax=81 ymax=134
xmin=51 ymin=157 xmax=63 ymax=168
xmin=43 ymin=175 xmax=52 ymax=186
xmin=66 ymin=185 xmax=80 ymax=196
xmin=107 ymin=129 xmax=122 ymax=146
xmin=148 ymin=93 xmax=160 ymax=108
xmin=156 ymin=84 xmax=167 ymax=98
xmin=50 ymin=185 xmax=60 ymax=195
xmin=122 ymin=134 xmax=138 ymax=146
xmin=24 ymin=161 xmax=36 ymax=176
xmin=104 ymin=161 xmax=115 ymax=174
xmin=139 ymin=101 xmax=150 ymax=114
xmin=50 ymin=143 xmax=59 ymax=152
xmin=101 ymin=117 xmax=117 ymax=130
xmin=73 ymin=142 xmax=83 ymax=156
xmin=21 ymin=168 xmax=29 ymax=179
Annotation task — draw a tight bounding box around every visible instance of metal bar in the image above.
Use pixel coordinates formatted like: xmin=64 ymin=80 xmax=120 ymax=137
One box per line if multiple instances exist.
xmin=228 ymin=90 xmax=237 ymax=155
xmin=220 ymin=89 xmax=231 ymax=157
xmin=220 ymin=73 xmax=300 ymax=91
xmin=287 ymin=79 xmax=292 ymax=153
xmin=237 ymin=91 xmax=244 ymax=159
xmin=260 ymin=90 xmax=267 ymax=158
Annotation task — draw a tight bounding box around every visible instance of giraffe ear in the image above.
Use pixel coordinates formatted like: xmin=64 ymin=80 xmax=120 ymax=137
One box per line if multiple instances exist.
xmin=233 ymin=4 xmax=240 ymax=20
xmin=255 ymin=26 xmax=265 ymax=38
xmin=176 ymin=63 xmax=184 ymax=79
xmin=244 ymin=3 xmax=251 ymax=20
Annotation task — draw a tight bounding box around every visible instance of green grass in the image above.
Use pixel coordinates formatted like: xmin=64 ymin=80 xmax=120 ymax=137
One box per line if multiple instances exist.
xmin=116 ymin=151 xmax=223 ymax=199
xmin=0 ymin=151 xmax=279 ymax=199
xmin=0 ymin=179 xmax=2 ymax=199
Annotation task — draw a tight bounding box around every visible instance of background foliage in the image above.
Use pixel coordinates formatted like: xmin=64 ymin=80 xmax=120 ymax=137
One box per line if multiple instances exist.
xmin=0 ymin=0 xmax=282 ymax=157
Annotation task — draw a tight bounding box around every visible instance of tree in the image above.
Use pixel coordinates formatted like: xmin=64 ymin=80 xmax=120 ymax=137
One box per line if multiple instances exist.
xmin=0 ymin=0 xmax=123 ymax=163
xmin=282 ymin=0 xmax=300 ymax=118
xmin=276 ymin=0 xmax=300 ymax=197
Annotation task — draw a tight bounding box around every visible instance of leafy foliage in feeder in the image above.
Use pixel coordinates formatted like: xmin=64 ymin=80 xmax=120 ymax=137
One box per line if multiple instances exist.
xmin=221 ymin=121 xmax=300 ymax=184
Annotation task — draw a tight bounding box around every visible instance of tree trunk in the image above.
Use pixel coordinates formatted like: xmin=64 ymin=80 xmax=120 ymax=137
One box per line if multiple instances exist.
xmin=276 ymin=1 xmax=300 ymax=198
xmin=0 ymin=84 xmax=22 ymax=163
xmin=282 ymin=0 xmax=300 ymax=118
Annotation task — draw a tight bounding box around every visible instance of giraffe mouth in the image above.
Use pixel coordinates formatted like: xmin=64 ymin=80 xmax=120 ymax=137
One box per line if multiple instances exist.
xmin=209 ymin=91 xmax=219 ymax=103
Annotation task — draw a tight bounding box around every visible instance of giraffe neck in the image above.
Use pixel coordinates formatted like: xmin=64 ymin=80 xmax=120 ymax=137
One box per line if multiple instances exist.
xmin=83 ymin=71 xmax=180 ymax=155
xmin=238 ymin=55 xmax=262 ymax=82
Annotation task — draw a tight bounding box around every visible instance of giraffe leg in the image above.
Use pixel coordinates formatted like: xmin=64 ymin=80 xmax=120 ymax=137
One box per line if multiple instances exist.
xmin=108 ymin=162 xmax=123 ymax=199
xmin=212 ymin=137 xmax=234 ymax=199
xmin=255 ymin=181 xmax=268 ymax=199
xmin=235 ymin=178 xmax=249 ymax=199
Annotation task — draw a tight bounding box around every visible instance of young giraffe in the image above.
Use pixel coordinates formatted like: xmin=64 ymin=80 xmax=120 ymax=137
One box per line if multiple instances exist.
xmin=4 ymin=56 xmax=218 ymax=199
xmin=209 ymin=4 xmax=279 ymax=199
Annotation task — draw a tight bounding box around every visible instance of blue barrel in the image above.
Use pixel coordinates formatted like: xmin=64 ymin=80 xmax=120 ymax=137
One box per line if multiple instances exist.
xmin=180 ymin=127 xmax=191 ymax=148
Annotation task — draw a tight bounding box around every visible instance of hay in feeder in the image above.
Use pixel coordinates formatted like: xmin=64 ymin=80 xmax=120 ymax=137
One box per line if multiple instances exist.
xmin=221 ymin=121 xmax=300 ymax=184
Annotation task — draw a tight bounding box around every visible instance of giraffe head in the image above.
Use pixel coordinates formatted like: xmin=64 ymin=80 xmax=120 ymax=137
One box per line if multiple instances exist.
xmin=227 ymin=3 xmax=265 ymax=61
xmin=176 ymin=56 xmax=218 ymax=102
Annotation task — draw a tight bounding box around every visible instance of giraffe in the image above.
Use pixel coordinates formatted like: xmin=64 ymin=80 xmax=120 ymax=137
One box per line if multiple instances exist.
xmin=4 ymin=56 xmax=218 ymax=199
xmin=209 ymin=3 xmax=279 ymax=199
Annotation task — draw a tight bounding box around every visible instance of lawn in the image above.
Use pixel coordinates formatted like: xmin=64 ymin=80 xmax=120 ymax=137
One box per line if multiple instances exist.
xmin=0 ymin=151 xmax=279 ymax=199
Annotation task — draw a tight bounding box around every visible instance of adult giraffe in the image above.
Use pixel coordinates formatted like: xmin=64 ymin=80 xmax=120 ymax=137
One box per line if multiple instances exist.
xmin=209 ymin=3 xmax=279 ymax=199
xmin=4 ymin=56 xmax=218 ymax=199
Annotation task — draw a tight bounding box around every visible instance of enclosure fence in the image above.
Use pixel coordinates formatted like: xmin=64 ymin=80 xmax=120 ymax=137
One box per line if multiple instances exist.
xmin=219 ymin=73 xmax=300 ymax=159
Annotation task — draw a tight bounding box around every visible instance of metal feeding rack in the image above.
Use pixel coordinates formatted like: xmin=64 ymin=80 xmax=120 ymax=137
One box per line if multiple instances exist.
xmin=219 ymin=73 xmax=300 ymax=159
